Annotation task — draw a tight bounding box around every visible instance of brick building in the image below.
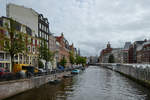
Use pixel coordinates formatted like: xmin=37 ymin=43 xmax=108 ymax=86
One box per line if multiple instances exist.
xmin=99 ymin=42 xmax=112 ymax=63
xmin=136 ymin=41 xmax=150 ymax=64
xmin=55 ymin=33 xmax=70 ymax=67
xmin=128 ymin=40 xmax=145 ymax=63
xmin=122 ymin=42 xmax=131 ymax=63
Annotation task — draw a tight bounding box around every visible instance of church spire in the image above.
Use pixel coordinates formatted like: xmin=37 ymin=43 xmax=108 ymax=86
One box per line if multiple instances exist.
xmin=107 ymin=42 xmax=111 ymax=48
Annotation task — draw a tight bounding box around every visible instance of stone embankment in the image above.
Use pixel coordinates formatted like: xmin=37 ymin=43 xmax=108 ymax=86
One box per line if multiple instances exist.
xmin=0 ymin=71 xmax=70 ymax=100
xmin=96 ymin=63 xmax=150 ymax=88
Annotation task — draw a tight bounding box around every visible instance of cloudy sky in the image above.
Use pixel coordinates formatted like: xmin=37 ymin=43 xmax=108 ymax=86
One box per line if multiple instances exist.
xmin=1 ymin=0 xmax=150 ymax=56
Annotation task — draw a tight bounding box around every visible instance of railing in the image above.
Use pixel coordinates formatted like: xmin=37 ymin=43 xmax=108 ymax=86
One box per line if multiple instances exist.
xmin=0 ymin=68 xmax=74 ymax=82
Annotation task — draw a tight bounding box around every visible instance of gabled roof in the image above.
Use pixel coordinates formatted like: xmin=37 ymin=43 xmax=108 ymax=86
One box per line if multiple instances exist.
xmin=136 ymin=41 xmax=150 ymax=51
xmin=134 ymin=41 xmax=145 ymax=45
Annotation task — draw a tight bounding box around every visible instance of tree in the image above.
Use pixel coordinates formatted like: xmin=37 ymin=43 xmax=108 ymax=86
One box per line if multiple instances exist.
xmin=108 ymin=54 xmax=115 ymax=63
xmin=60 ymin=57 xmax=67 ymax=67
xmin=75 ymin=55 xmax=80 ymax=64
xmin=75 ymin=55 xmax=86 ymax=66
xmin=39 ymin=41 xmax=54 ymax=71
xmin=81 ymin=57 xmax=86 ymax=66
xmin=38 ymin=60 xmax=44 ymax=68
xmin=69 ymin=51 xmax=75 ymax=65
xmin=0 ymin=30 xmax=6 ymax=48
xmin=4 ymin=18 xmax=26 ymax=71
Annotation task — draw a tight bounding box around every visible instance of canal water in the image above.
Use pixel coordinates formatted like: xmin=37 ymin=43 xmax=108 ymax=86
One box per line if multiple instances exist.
xmin=6 ymin=66 xmax=150 ymax=100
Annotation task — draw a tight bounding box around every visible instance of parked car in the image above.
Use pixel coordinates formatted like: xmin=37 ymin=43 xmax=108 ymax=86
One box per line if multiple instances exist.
xmin=13 ymin=64 xmax=39 ymax=76
xmin=0 ymin=68 xmax=15 ymax=80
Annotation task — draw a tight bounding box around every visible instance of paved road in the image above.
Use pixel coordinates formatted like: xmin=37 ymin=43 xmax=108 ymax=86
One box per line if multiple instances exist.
xmin=5 ymin=66 xmax=150 ymax=100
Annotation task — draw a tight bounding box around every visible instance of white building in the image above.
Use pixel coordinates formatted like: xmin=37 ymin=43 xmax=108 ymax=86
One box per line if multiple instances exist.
xmin=111 ymin=48 xmax=123 ymax=63
xmin=7 ymin=3 xmax=39 ymax=37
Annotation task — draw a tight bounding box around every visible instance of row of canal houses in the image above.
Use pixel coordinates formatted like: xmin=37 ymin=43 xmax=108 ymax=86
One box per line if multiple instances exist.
xmin=99 ymin=39 xmax=150 ymax=64
xmin=0 ymin=3 xmax=80 ymax=72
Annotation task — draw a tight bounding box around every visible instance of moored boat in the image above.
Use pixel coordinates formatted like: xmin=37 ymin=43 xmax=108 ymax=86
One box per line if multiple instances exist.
xmin=71 ymin=69 xmax=80 ymax=74
xmin=63 ymin=74 xmax=73 ymax=78
xmin=48 ymin=79 xmax=61 ymax=84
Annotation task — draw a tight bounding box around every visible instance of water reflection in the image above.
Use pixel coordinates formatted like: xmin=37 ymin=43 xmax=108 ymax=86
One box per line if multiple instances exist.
xmin=5 ymin=66 xmax=150 ymax=100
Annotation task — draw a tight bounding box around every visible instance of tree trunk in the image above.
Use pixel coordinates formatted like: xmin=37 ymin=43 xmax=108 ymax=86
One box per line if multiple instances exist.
xmin=10 ymin=54 xmax=14 ymax=72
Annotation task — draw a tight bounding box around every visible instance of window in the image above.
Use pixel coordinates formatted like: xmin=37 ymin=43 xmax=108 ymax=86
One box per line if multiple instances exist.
xmin=6 ymin=63 xmax=10 ymax=69
xmin=45 ymin=27 xmax=47 ymax=32
xmin=37 ymin=40 xmax=39 ymax=45
xmin=33 ymin=39 xmax=35 ymax=45
xmin=28 ymin=45 xmax=31 ymax=52
xmin=33 ymin=46 xmax=35 ymax=52
xmin=14 ymin=55 xmax=18 ymax=60
xmin=43 ymin=25 xmax=45 ymax=30
xmin=43 ymin=33 xmax=46 ymax=39
xmin=0 ymin=53 xmax=4 ymax=61
xmin=26 ymin=27 xmax=32 ymax=36
xmin=0 ymin=63 xmax=4 ymax=68
xmin=21 ymin=26 xmax=26 ymax=33
xmin=47 ymin=35 xmax=48 ymax=40
xmin=5 ymin=31 xmax=9 ymax=36
xmin=19 ymin=54 xmax=22 ymax=60
xmin=39 ymin=31 xmax=41 ymax=37
xmin=6 ymin=53 xmax=10 ymax=60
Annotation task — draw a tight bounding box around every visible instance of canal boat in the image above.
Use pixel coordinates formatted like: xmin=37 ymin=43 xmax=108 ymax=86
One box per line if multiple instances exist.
xmin=71 ymin=69 xmax=80 ymax=74
xmin=48 ymin=79 xmax=61 ymax=84
xmin=63 ymin=74 xmax=73 ymax=78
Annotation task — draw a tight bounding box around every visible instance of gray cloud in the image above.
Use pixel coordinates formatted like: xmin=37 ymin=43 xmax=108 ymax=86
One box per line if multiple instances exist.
xmin=1 ymin=0 xmax=150 ymax=56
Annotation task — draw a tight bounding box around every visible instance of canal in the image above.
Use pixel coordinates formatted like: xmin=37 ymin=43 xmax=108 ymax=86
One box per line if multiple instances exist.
xmin=5 ymin=66 xmax=150 ymax=100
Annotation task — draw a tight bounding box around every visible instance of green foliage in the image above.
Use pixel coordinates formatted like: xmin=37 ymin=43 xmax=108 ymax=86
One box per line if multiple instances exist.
xmin=38 ymin=60 xmax=44 ymax=68
xmin=39 ymin=41 xmax=54 ymax=62
xmin=69 ymin=51 xmax=75 ymax=65
xmin=0 ymin=32 xmax=6 ymax=48
xmin=108 ymin=54 xmax=115 ymax=63
xmin=75 ymin=55 xmax=86 ymax=65
xmin=4 ymin=19 xmax=26 ymax=70
xmin=60 ymin=57 xmax=67 ymax=67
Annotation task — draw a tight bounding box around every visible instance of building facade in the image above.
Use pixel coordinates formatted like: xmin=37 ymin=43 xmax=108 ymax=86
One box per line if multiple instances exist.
xmin=111 ymin=48 xmax=123 ymax=63
xmin=55 ymin=33 xmax=70 ymax=67
xmin=0 ymin=17 xmax=40 ymax=71
xmin=136 ymin=41 xmax=150 ymax=64
xmin=38 ymin=14 xmax=49 ymax=46
xmin=128 ymin=40 xmax=145 ymax=63
xmin=99 ymin=42 xmax=112 ymax=63
xmin=122 ymin=42 xmax=131 ymax=63
xmin=7 ymin=3 xmax=39 ymax=37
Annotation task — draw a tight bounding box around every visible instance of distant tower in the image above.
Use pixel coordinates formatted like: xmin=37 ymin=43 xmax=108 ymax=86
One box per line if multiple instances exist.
xmin=61 ymin=32 xmax=64 ymax=37
xmin=107 ymin=42 xmax=111 ymax=49
xmin=78 ymin=48 xmax=81 ymax=56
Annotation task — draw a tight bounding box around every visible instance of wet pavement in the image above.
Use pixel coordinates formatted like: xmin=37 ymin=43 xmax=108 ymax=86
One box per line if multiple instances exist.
xmin=5 ymin=66 xmax=150 ymax=100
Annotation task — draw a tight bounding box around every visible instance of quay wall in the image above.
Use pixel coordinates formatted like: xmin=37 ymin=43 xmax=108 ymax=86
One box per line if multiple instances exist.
xmin=0 ymin=72 xmax=70 ymax=100
xmin=95 ymin=63 xmax=150 ymax=88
